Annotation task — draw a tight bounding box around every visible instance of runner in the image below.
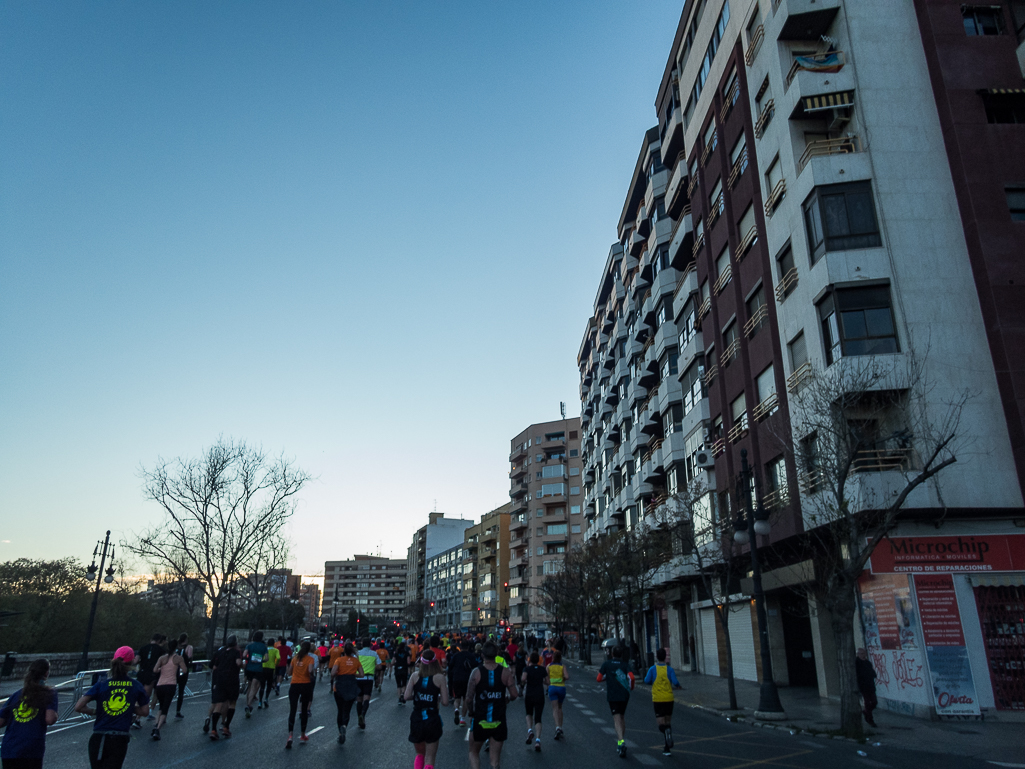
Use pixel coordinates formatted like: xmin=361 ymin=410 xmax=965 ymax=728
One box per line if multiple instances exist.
xmin=447 ymin=639 xmax=475 ymax=726
xmin=375 ymin=642 xmax=390 ymax=692
xmin=274 ymin=637 xmax=291 ymax=695
xmin=316 ymin=641 xmax=329 ymax=681
xmin=205 ymin=635 xmax=242 ymax=740
xmin=331 ymin=642 xmax=361 ymax=744
xmin=465 ymin=641 xmax=518 ymax=769
xmin=134 ymin=633 xmax=164 ymax=726
xmin=328 ymin=640 xmax=344 ymax=684
xmin=74 ymin=647 xmax=149 ymax=769
xmin=521 ymin=651 xmax=548 ymax=751
xmin=173 ymin=633 xmax=193 ymax=719
xmin=356 ymin=638 xmax=383 ymax=729
xmin=258 ymin=640 xmax=280 ymax=709
xmin=546 ymin=651 xmax=568 ymax=740
xmin=403 ymin=649 xmax=449 ymax=769
xmin=643 ymin=648 xmax=681 ymax=756
xmin=393 ymin=640 xmax=411 ymax=706
xmin=596 ymin=645 xmax=634 ymax=758
xmin=0 ymin=658 xmax=58 ymax=769
xmin=243 ymin=631 xmax=268 ymax=717
xmin=150 ymin=641 xmax=187 ymax=740
xmin=284 ymin=640 xmax=317 ymax=749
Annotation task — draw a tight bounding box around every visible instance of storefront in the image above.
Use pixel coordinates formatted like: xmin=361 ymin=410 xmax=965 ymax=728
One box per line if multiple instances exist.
xmin=859 ymin=531 xmax=1025 ymax=717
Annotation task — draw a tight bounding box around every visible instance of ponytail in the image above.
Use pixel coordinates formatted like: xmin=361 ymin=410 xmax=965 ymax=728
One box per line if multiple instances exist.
xmin=296 ymin=640 xmax=311 ymax=661
xmin=109 ymin=657 xmax=129 ymax=680
xmin=21 ymin=659 xmax=52 ymax=710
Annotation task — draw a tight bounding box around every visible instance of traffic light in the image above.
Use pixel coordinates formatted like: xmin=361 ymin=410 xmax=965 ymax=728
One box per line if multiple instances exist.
xmin=503 ymin=581 xmax=509 ymax=592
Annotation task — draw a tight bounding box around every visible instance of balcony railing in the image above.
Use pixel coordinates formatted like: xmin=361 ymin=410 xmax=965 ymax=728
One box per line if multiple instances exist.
xmin=745 ymin=25 xmax=765 ymax=66
xmin=754 ymin=100 xmax=775 ymax=139
xmin=727 ymin=413 xmax=749 ymax=443
xmin=799 ymin=468 xmax=823 ymax=494
xmin=720 ymin=79 xmax=740 ymax=123
xmin=752 ymin=392 xmax=778 ymax=421
xmin=775 ymin=266 xmax=799 ymax=302
xmin=727 ymin=146 xmax=749 ymax=189
xmin=698 ymin=296 xmax=711 ymax=320
xmin=692 ymin=231 xmax=705 ymax=259
xmin=744 ymin=303 xmax=769 ymax=337
xmin=798 ymin=134 xmax=862 ymax=173
xmin=703 ymin=363 xmax=718 ymax=386
xmin=712 ymin=437 xmax=727 ymax=456
xmin=688 ymin=173 xmax=699 ymax=198
xmin=701 ymin=133 xmax=718 ymax=166
xmin=713 ymin=265 xmax=732 ymax=295
xmin=737 ymin=225 xmax=757 ymax=261
xmin=721 ymin=338 xmax=741 ymax=367
xmin=706 ymin=193 xmax=724 ymax=230
xmin=787 ymin=50 xmax=846 ymax=87
xmin=786 ymin=361 xmax=813 ymax=393
xmin=764 ymin=178 xmax=786 ymax=217
xmin=763 ymin=486 xmax=789 ymax=510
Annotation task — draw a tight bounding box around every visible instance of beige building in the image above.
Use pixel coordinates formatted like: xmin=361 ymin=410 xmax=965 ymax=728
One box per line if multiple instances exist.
xmin=323 ymin=554 xmax=407 ymax=632
xmin=460 ymin=503 xmax=512 ymax=631
xmin=507 ymin=418 xmax=584 ymax=633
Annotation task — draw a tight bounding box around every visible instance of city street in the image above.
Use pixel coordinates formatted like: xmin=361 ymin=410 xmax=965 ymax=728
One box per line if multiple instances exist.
xmin=35 ymin=662 xmax=1006 ymax=769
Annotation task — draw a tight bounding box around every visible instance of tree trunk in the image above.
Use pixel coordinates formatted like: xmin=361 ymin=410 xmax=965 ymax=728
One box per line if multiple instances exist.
xmin=827 ymin=587 xmax=864 ymax=738
xmin=206 ymin=597 xmax=221 ymax=660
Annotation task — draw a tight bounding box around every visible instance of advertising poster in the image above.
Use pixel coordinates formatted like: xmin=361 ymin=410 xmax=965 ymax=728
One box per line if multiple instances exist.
xmin=914 ymin=574 xmax=980 ymax=716
xmin=858 ymin=572 xmax=930 ymax=705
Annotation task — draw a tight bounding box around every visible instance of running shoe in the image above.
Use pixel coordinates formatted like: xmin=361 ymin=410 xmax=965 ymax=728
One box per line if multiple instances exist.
xmin=209 ymin=730 xmax=220 ymax=741
xmin=175 ymin=712 xmax=184 ymax=719
xmin=245 ymin=706 xmax=252 ymax=719
xmin=534 ymin=738 xmax=541 ymax=752
xmin=221 ymin=727 xmax=232 ymax=738
xmin=257 ymin=702 xmax=263 ymax=710
xmin=285 ymin=737 xmax=292 ymax=750
xmin=338 ymin=725 xmax=346 ymax=744
xmin=131 ymin=720 xmax=141 ymax=730
xmin=300 ymin=734 xmax=308 ymax=744
xmin=202 ymin=717 xmax=210 ymax=734
xmin=151 ymin=728 xmax=160 ymax=741
xmin=358 ymin=713 xmax=365 ymax=730
xmin=555 ymin=727 xmax=563 ymax=740
xmin=454 ymin=711 xmax=461 ymax=726
xmin=526 ymin=729 xmax=534 ymax=745
xmin=663 ymin=748 xmax=672 ymax=756
xmin=617 ymin=740 xmax=626 ymax=758
xmin=459 ymin=716 xmax=467 ymax=726
xmin=146 ymin=714 xmax=156 ymax=721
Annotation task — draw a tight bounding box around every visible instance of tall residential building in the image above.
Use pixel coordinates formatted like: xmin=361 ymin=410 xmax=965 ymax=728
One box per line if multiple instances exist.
xmin=461 ymin=503 xmax=512 ymax=631
xmin=507 ymin=418 xmax=584 ymax=633
xmin=405 ymin=513 xmax=474 ymax=621
xmin=298 ymin=582 xmax=321 ymax=629
xmin=424 ymin=542 xmax=464 ymax=632
xmin=580 ymin=0 xmax=1024 ymax=717
xmin=323 ymin=555 xmax=407 ymax=630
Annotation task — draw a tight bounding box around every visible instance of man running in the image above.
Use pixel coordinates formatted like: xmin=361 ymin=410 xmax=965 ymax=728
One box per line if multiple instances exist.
xmin=135 ymin=634 xmax=165 ymax=726
xmin=317 ymin=641 xmax=329 ymax=681
xmin=375 ymin=642 xmax=389 ymax=692
xmin=393 ymin=640 xmax=411 ymax=706
xmin=258 ymin=641 xmax=279 ymax=709
xmin=597 ymin=645 xmax=634 ymax=758
xmin=447 ymin=639 xmax=475 ymax=726
xmin=205 ymin=635 xmax=243 ymax=739
xmin=275 ymin=638 xmax=291 ymax=695
xmin=465 ymin=641 xmax=518 ymax=769
xmin=644 ymin=648 xmax=681 ymax=755
xmin=243 ymin=631 xmax=268 ymax=718
xmin=356 ymin=638 xmax=383 ymax=729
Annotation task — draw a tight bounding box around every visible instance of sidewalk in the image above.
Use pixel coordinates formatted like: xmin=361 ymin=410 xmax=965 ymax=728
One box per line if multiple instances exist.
xmin=568 ymin=658 xmax=1025 ymax=766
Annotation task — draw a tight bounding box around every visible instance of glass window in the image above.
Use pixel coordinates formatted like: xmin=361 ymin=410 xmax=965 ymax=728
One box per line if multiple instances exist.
xmin=777 ymin=243 xmax=795 ymax=285
xmin=963 ymin=5 xmax=1004 ymax=34
xmin=716 ymin=245 xmax=731 ymax=278
xmin=819 ymin=285 xmax=898 ymax=364
xmin=660 ymin=349 xmax=679 ymax=380
xmin=730 ymin=135 xmax=748 ymax=175
xmin=804 ymin=182 xmax=882 ymax=258
xmin=546 ymin=524 xmax=568 ymax=535
xmin=739 ymin=203 xmax=756 ymax=240
xmin=681 ymin=357 xmax=705 ymax=415
xmin=756 ymin=364 xmax=776 ymax=404
xmin=569 ymin=486 xmax=580 ymax=495
xmin=789 ymin=332 xmax=808 ymax=369
xmin=571 ymin=524 xmax=581 ymax=534
xmin=540 ymin=483 xmax=566 ymax=496
xmin=663 ymin=403 xmax=684 ymax=434
xmin=541 ymin=464 xmax=565 ymax=478
xmin=570 ymin=505 xmax=581 ymax=514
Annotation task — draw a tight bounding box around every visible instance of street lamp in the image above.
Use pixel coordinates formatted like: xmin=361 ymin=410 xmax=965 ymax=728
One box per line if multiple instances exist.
xmin=79 ymin=531 xmax=116 ymax=672
xmin=331 ymin=586 xmax=340 ymax=638
xmin=733 ymin=449 xmax=786 ymax=720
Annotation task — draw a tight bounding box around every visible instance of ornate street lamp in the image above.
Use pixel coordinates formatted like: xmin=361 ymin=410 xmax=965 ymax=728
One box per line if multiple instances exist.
xmin=79 ymin=531 xmax=116 ymax=672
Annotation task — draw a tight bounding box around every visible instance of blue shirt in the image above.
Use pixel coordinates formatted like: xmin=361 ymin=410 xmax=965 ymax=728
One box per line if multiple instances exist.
xmin=245 ymin=642 xmax=268 ymax=673
xmin=85 ymin=677 xmax=148 ymax=734
xmin=0 ymin=688 xmax=59 ymax=759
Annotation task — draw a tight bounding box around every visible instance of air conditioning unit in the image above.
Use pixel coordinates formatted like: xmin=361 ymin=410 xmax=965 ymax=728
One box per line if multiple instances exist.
xmin=695 ymin=451 xmax=716 ymax=469
xmin=827 ymin=107 xmax=852 ymax=131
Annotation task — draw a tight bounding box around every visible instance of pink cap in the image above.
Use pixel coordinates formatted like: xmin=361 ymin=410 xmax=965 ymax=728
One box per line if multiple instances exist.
xmin=113 ymin=646 xmax=135 ymax=664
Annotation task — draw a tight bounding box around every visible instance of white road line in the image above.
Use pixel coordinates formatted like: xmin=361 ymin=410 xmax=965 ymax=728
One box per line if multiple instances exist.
xmin=590 ymin=717 xmax=605 ymax=724
xmin=46 ymin=721 xmax=92 ymax=734
xmin=306 ymin=726 xmax=324 ymax=735
xmin=636 ymin=755 xmax=659 ymax=766
xmin=601 ymin=726 xmax=617 ymax=734
xmin=580 ymin=709 xmax=596 ymax=716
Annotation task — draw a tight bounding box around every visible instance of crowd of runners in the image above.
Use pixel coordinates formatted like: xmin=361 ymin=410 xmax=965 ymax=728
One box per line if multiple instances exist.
xmin=0 ymin=628 xmax=684 ymax=769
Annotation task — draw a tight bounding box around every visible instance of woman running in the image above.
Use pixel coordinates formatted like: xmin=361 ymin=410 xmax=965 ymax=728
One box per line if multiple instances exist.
xmin=0 ymin=658 xmax=58 ymax=769
xmin=285 ymin=640 xmax=317 ymax=749
xmin=331 ymin=642 xmax=361 ymax=744
xmin=74 ymin=647 xmax=150 ymax=769
xmin=174 ymin=633 xmax=193 ymax=720
xmin=643 ymin=648 xmax=681 ymax=755
xmin=393 ymin=640 xmax=411 ymax=705
xmin=546 ymin=651 xmax=568 ymax=740
xmin=521 ymin=651 xmax=548 ymax=751
xmin=403 ymin=649 xmax=449 ymax=769
xmin=151 ymin=641 xmax=187 ymax=740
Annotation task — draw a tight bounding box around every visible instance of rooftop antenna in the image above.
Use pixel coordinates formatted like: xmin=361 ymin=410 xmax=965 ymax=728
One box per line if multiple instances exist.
xmin=433 ymin=499 xmax=437 ymax=512
xmin=560 ymin=401 xmax=566 ymax=419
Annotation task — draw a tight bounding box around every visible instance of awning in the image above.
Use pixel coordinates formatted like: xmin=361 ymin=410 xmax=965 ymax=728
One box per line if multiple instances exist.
xmin=970 ymin=574 xmax=1025 ymax=587
xmin=802 ymin=90 xmax=854 ymax=113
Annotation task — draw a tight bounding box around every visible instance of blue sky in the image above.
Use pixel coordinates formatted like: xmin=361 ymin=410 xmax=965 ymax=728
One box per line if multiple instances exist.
xmin=0 ymin=1 xmax=682 ymax=577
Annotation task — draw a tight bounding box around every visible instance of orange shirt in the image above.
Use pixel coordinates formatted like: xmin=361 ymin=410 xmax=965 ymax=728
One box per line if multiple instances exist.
xmin=328 ymin=646 xmax=343 ymax=669
xmin=332 ymin=656 xmax=362 ymax=677
xmin=377 ymin=648 xmax=389 ymax=662
xmin=291 ymin=654 xmax=317 ymax=684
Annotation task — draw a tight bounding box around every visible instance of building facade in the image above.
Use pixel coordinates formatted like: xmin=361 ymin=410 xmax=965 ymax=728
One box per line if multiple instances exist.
xmin=507 ymin=418 xmax=584 ymax=633
xmin=405 ymin=513 xmax=474 ymax=627
xmin=299 ymin=582 xmax=321 ymax=630
xmin=424 ymin=543 xmax=464 ymax=632
xmin=323 ymin=554 xmax=407 ymax=630
xmin=580 ymin=0 xmax=1025 ymax=718
xmin=461 ymin=503 xmax=512 ymax=631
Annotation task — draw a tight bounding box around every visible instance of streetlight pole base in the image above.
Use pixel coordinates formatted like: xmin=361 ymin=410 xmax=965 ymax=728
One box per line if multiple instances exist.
xmin=754 ymin=709 xmax=788 ymax=721
xmin=754 ymin=681 xmax=787 ymax=720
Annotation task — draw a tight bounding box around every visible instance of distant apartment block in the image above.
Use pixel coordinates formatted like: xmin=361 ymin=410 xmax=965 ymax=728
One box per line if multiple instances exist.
xmin=323 ymin=555 xmax=407 ymax=629
xmin=461 ymin=503 xmax=512 ymax=630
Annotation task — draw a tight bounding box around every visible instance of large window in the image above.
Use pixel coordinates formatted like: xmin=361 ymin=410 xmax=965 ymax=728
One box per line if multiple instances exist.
xmin=660 ymin=349 xmax=679 ymax=380
xmin=541 ymin=464 xmax=565 ymax=478
xmin=663 ymin=403 xmax=684 ymax=435
xmin=693 ymin=1 xmax=731 ymax=100
xmin=818 ymin=285 xmax=899 ymax=365
xmin=540 ymin=483 xmax=566 ymax=497
xmin=803 ymin=181 xmax=882 ymax=260
xmin=963 ymin=5 xmax=1005 ymax=34
xmin=546 ymin=524 xmax=568 ymax=536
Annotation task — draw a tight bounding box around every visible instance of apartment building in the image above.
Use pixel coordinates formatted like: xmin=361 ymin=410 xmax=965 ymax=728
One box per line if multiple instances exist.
xmin=507 ymin=419 xmax=584 ymax=633
xmin=405 ymin=513 xmax=474 ymax=624
xmin=461 ymin=503 xmax=512 ymax=631
xmin=581 ymin=0 xmax=1025 ymax=717
xmin=424 ymin=543 xmax=464 ymax=632
xmin=323 ymin=555 xmax=407 ymax=629
xmin=298 ymin=582 xmax=321 ymax=629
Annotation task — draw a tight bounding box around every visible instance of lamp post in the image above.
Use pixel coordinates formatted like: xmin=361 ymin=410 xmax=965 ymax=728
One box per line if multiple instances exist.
xmin=330 ymin=586 xmax=339 ymax=638
xmin=733 ymin=449 xmax=786 ymax=719
xmin=290 ymin=581 xmax=302 ymax=642
xmin=79 ymin=531 xmax=116 ymax=673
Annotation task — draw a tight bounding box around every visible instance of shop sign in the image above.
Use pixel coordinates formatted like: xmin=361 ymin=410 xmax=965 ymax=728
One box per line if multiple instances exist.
xmin=913 ymin=574 xmax=980 ymax=716
xmin=869 ymin=534 xmax=1025 ymax=574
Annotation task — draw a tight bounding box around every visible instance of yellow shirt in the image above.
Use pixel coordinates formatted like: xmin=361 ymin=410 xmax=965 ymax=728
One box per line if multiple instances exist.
xmin=548 ymin=664 xmax=565 ymax=686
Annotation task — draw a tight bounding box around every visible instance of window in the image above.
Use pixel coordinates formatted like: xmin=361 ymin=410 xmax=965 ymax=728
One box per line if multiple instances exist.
xmin=536 ymin=527 xmax=543 ymax=536
xmin=789 ymin=331 xmax=808 ymax=370
xmin=731 ymin=392 xmax=747 ymax=428
xmin=984 ymin=93 xmax=1025 ymax=123
xmin=704 ymin=121 xmax=718 ymax=155
xmin=963 ymin=5 xmax=1004 ymax=34
xmin=746 ymin=287 xmax=766 ymax=336
xmin=819 ymin=285 xmax=899 ymax=365
xmin=730 ymin=135 xmax=748 ymax=178
xmin=776 ymin=243 xmax=796 ymax=290
xmin=655 ymin=301 xmax=668 ymax=328
xmin=693 ymin=1 xmax=731 ymax=99
xmin=540 ymin=483 xmax=566 ymax=497
xmin=570 ymin=486 xmax=581 ymax=495
xmin=536 ymin=454 xmax=543 ymax=462
xmin=663 ymin=403 xmax=684 ymax=435
xmin=766 ymin=456 xmax=788 ymax=503
xmin=738 ymin=204 xmax=757 ymax=245
xmin=569 ymin=466 xmax=580 ymax=476
xmin=545 ymin=431 xmax=565 ymax=441
xmin=756 ymin=364 xmax=776 ymax=409
xmin=804 ymin=181 xmax=882 ymax=260
xmin=660 ymin=349 xmax=679 ymax=380
xmin=723 ymin=322 xmax=739 ymax=363
xmin=681 ymin=358 xmax=705 ymax=415
xmin=716 ymin=245 xmax=731 ymax=280
xmin=546 ymin=524 xmax=568 ymax=535
xmin=765 ymin=155 xmax=783 ymax=198
xmin=1008 ymin=187 xmax=1025 ymax=221
xmin=571 ymin=524 xmax=581 ymax=534
xmin=541 ymin=464 xmax=565 ymax=478
xmin=570 ymin=505 xmax=581 ymax=514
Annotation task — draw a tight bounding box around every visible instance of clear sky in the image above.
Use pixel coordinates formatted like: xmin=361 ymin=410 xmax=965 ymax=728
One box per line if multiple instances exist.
xmin=0 ymin=1 xmax=682 ymax=577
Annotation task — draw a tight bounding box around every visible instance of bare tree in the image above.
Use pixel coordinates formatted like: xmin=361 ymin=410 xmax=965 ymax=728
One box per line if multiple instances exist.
xmin=127 ymin=438 xmax=310 ymax=658
xmin=776 ymin=353 xmax=967 ymax=736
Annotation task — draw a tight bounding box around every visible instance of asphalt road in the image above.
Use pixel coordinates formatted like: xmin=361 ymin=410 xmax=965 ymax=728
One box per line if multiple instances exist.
xmin=36 ymin=662 xmax=1005 ymax=769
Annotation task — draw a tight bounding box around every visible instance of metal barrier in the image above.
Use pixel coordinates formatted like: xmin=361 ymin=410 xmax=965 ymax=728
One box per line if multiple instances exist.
xmin=3 ymin=660 xmax=215 ymax=724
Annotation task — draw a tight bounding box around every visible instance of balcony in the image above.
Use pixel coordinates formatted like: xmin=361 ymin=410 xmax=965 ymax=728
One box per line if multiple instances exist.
xmin=510 ymin=444 xmax=527 ymax=462
xmin=510 ymin=481 xmax=529 ymax=499
xmin=799 ymin=467 xmax=824 ymax=494
xmin=712 ymin=437 xmax=727 ymax=456
xmin=661 ymin=106 xmax=684 ymax=164
xmin=786 ymin=50 xmax=846 ymax=88
xmin=667 ymin=211 xmax=693 ymax=267
xmin=721 ymin=338 xmax=741 ymax=367
xmin=786 ymin=361 xmax=812 ymax=393
xmin=687 ymin=173 xmax=699 ymax=199
xmin=752 ymin=392 xmax=778 ymax=421
xmin=775 ymin=266 xmax=798 ymax=302
xmin=762 ymin=486 xmax=789 ymax=510
xmin=720 ymin=79 xmax=740 ymax=123
xmin=698 ymin=296 xmax=711 ymax=321
xmin=727 ymin=146 xmax=748 ymax=189
xmin=629 ymin=229 xmax=646 ymax=256
xmin=754 ymin=100 xmax=775 ymax=138
xmin=777 ymin=4 xmax=840 ymax=42
xmin=691 ymin=230 xmax=705 ymax=259
xmin=798 ymin=134 xmax=862 ymax=173
xmin=737 ymin=224 xmax=758 ymax=261
xmin=701 ymin=133 xmax=717 ymax=166
xmin=666 ymin=153 xmax=689 ymax=217
xmin=509 ymin=464 xmax=527 ymax=480
xmin=764 ymin=179 xmax=786 ymax=217
xmin=745 ymin=25 xmax=765 ymax=66
xmin=706 ymin=193 xmax=724 ymax=230
xmin=853 ymin=446 xmax=913 ymax=473
xmin=727 ymin=413 xmax=749 ymax=443
xmin=635 ymin=202 xmax=650 ymax=237
xmin=703 ymin=363 xmax=718 ymax=386
xmin=744 ymin=304 xmax=769 ymax=338
xmin=713 ymin=265 xmax=732 ymax=296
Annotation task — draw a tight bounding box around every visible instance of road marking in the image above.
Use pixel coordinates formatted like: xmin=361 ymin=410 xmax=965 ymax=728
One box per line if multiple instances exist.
xmin=591 ymin=717 xmax=606 ymax=724
xmin=307 ymin=726 xmax=324 ymax=735
xmin=602 ymin=726 xmax=617 ymax=734
xmin=46 ymin=721 xmax=92 ymax=734
xmin=580 ymin=709 xmax=595 ymax=715
xmin=856 ymin=759 xmax=891 ymax=768
xmin=636 ymin=755 xmax=659 ymax=766
xmin=988 ymin=764 xmax=1025 ymax=768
